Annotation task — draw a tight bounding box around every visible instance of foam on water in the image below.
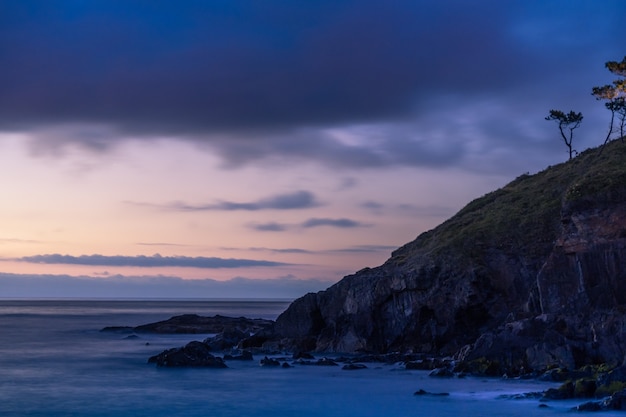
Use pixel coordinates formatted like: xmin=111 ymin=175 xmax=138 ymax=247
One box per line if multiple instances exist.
xmin=0 ymin=300 xmax=622 ymax=417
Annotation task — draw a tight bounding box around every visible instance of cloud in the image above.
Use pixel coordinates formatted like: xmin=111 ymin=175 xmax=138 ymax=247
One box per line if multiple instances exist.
xmin=249 ymin=217 xmax=369 ymax=231
xmin=360 ymin=201 xmax=385 ymax=214
xmin=301 ymin=218 xmax=368 ymax=229
xmin=0 ymin=272 xmax=334 ymax=299
xmin=2 ymin=1 xmax=624 ymax=172
xmin=0 ymin=238 xmax=42 ymax=244
xmin=18 ymin=253 xmax=289 ymax=268
xmin=135 ymin=190 xmax=321 ymax=212
xmin=221 ymin=246 xmax=313 ymax=254
xmin=249 ymin=222 xmax=290 ymax=232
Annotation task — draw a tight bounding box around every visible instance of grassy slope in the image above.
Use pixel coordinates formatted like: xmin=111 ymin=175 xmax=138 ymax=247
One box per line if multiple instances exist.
xmin=391 ymin=140 xmax=626 ymax=264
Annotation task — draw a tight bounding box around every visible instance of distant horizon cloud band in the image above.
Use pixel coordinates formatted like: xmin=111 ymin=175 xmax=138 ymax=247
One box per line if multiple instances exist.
xmin=1 ymin=1 xmax=625 ymax=298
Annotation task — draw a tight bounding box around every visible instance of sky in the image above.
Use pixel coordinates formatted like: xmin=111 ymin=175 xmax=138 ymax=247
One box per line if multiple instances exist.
xmin=1 ymin=0 xmax=625 ymax=299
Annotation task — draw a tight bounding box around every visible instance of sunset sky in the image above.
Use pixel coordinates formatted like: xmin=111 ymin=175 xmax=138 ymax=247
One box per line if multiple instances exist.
xmin=1 ymin=1 xmax=625 ymax=298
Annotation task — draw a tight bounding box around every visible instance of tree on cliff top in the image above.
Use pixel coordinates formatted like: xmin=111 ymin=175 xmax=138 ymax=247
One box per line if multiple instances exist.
xmin=545 ymin=109 xmax=583 ymax=160
xmin=592 ymin=56 xmax=626 ymax=145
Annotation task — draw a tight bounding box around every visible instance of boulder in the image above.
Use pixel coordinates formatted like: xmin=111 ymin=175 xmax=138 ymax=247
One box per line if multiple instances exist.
xmin=259 ymin=356 xmax=281 ymax=367
xmin=204 ymin=329 xmax=248 ymax=351
xmin=223 ymin=350 xmax=253 ymax=361
xmin=148 ymin=341 xmax=227 ymax=368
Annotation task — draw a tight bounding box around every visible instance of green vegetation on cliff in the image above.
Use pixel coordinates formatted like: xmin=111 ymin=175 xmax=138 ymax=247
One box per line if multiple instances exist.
xmin=394 ymin=139 xmax=626 ymax=262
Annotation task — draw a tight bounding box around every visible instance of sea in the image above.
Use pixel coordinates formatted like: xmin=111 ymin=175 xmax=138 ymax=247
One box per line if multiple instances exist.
xmin=0 ymin=299 xmax=622 ymax=417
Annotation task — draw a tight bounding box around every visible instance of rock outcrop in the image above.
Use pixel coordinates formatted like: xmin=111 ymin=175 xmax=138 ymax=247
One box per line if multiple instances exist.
xmin=148 ymin=341 xmax=228 ymax=367
xmin=271 ymin=141 xmax=626 ymax=374
xmin=102 ymin=314 xmax=274 ymax=335
xmin=134 ymin=314 xmax=273 ymax=335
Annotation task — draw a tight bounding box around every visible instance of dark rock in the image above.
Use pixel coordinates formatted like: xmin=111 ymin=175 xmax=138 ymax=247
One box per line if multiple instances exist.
xmin=100 ymin=326 xmax=134 ymax=333
xmin=315 ymin=358 xmax=338 ymax=366
xmin=135 ymin=314 xmax=273 ymax=335
xmin=602 ymin=389 xmax=626 ymax=410
xmin=428 ymin=367 xmax=454 ymax=378
xmin=223 ymin=350 xmax=253 ymax=361
xmin=453 ymin=356 xmax=503 ymax=377
xmin=294 ymin=357 xmax=339 ymax=366
xmin=148 ymin=341 xmax=227 ymax=368
xmin=293 ymin=351 xmax=315 ymax=360
xmin=498 ymin=392 xmax=543 ymax=400
xmin=342 ymin=363 xmax=367 ymax=370
xmin=238 ymin=332 xmax=271 ymax=349
xmin=259 ymin=356 xmax=281 ymax=367
xmin=204 ymin=329 xmax=248 ymax=351
xmin=574 ymin=401 xmax=603 ymax=412
xmin=406 ymin=358 xmax=446 ymax=370
xmin=414 ymin=389 xmax=449 ymax=396
xmin=268 ymin=142 xmax=626 ymax=375
xmin=573 ymin=379 xmax=597 ymax=398
xmin=542 ymin=381 xmax=574 ymax=400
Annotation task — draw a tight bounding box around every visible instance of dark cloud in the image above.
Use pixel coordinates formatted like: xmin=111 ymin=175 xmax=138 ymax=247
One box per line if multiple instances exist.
xmin=1 ymin=1 xmax=625 ymax=171
xmin=137 ymin=190 xmax=321 ymax=212
xmin=18 ymin=253 xmax=289 ymax=268
xmin=301 ymin=218 xmax=367 ymax=229
xmin=249 ymin=217 xmax=369 ymax=231
xmin=221 ymin=246 xmax=313 ymax=254
xmin=249 ymin=222 xmax=290 ymax=232
xmin=359 ymin=201 xmax=454 ymax=218
xmin=360 ymin=201 xmax=385 ymax=214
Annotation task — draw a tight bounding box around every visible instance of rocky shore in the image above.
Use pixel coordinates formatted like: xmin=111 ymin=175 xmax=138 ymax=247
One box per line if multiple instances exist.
xmin=103 ymin=310 xmax=626 ymax=411
xmin=268 ymin=142 xmax=626 ymax=373
xmin=118 ymin=141 xmax=626 ymax=412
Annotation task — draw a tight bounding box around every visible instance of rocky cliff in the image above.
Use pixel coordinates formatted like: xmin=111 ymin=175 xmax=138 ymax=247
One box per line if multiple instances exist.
xmin=272 ymin=140 xmax=626 ymax=373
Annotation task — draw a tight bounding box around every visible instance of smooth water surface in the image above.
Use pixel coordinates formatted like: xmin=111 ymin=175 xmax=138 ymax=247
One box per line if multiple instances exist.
xmin=0 ymin=300 xmax=620 ymax=416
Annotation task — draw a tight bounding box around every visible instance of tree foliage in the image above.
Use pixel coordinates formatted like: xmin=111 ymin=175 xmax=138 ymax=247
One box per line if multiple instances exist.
xmin=592 ymin=56 xmax=626 ymax=145
xmin=545 ymin=110 xmax=583 ymax=160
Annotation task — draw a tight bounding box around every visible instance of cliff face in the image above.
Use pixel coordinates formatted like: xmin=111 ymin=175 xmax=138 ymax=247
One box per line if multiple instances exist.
xmin=273 ymin=141 xmax=626 ymax=371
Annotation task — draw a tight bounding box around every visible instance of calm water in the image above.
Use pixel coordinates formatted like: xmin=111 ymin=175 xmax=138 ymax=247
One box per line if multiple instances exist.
xmin=0 ymin=299 xmax=619 ymax=416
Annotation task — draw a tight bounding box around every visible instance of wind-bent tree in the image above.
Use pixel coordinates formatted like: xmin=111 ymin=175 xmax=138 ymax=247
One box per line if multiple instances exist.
xmin=592 ymin=56 xmax=626 ymax=145
xmin=545 ymin=110 xmax=583 ymax=160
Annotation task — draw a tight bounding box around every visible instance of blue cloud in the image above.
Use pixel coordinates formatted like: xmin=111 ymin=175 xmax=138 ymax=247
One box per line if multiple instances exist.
xmin=18 ymin=254 xmax=289 ymax=268
xmin=301 ymin=218 xmax=367 ymax=228
xmin=156 ymin=190 xmax=321 ymax=212
xmin=249 ymin=222 xmax=289 ymax=232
